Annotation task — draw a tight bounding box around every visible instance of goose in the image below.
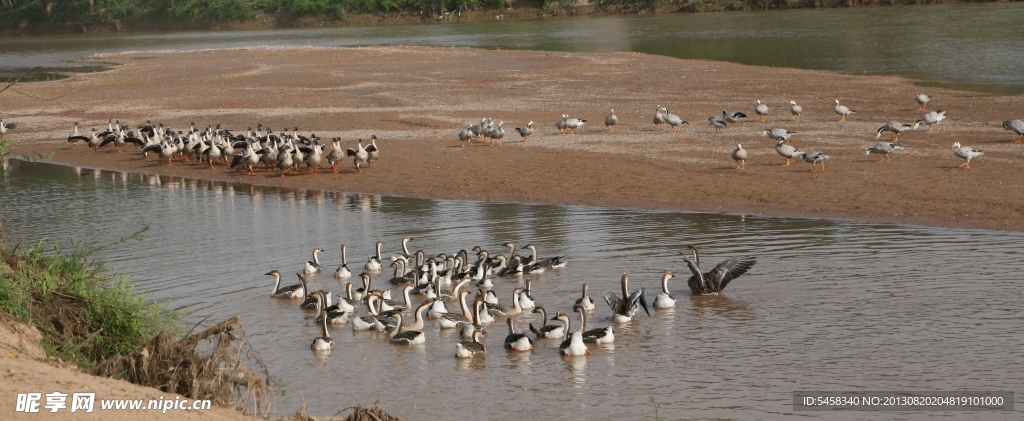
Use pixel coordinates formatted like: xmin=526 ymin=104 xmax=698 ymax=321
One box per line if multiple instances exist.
xmin=722 ymin=110 xmax=747 ymax=126
xmin=333 ymin=281 xmax=358 ymax=313
xmin=455 ymin=330 xmax=486 ymax=358
xmin=762 ymin=128 xmax=796 ymax=141
xmin=389 ymin=313 xmax=426 ymax=344
xmin=400 ymin=237 xmax=414 ymax=259
xmin=528 ymin=306 xmax=566 ymax=339
xmin=140 ymin=139 xmax=178 ymax=165
xmin=304 ymin=247 xmax=324 ymax=274
xmin=379 ymin=284 xmax=414 ymax=312
xmin=800 ymin=151 xmax=830 ymax=173
xmin=682 ymin=245 xmax=757 ymax=296
xmin=652 ymin=271 xmax=676 ymax=309
xmin=313 ymin=292 xmax=350 ymax=326
xmin=437 ymin=289 xmax=474 ymax=329
xmin=458 ymin=124 xmax=474 ymax=147
xmin=0 ymin=119 xmax=16 ymax=141
xmin=865 ymin=141 xmax=904 ymax=162
xmin=365 ymin=240 xmax=384 ymax=272
xmin=518 ymin=279 xmax=536 ymax=311
xmin=334 ymin=244 xmax=352 ymax=279
xmin=653 ymin=105 xmax=667 ymax=130
xmin=300 ymin=143 xmax=324 ymax=175
xmin=310 ymin=306 xmax=335 ymax=351
xmin=952 ymin=142 xmax=983 ymax=169
xmin=326 ymin=138 xmax=346 ymax=172
xmin=917 ymin=110 xmax=947 ymax=133
xmin=460 ymin=297 xmax=487 ymax=339
xmin=915 ymin=93 xmax=931 ymax=111
xmin=663 ymin=109 xmax=688 ymax=133
xmin=298 ymin=274 xmax=329 ymax=309
xmin=66 ymin=122 xmax=82 ymax=149
xmin=346 ymin=138 xmax=370 ymax=173
xmin=580 ymin=306 xmax=614 ymax=344
xmin=275 ymin=146 xmax=295 ymax=177
xmin=603 ymin=274 xmax=650 ymax=323
xmin=71 ymin=128 xmax=103 ymax=152
xmin=514 ymin=121 xmax=533 ymax=142
xmin=754 ymin=100 xmax=770 ymax=122
xmin=203 ymin=139 xmax=223 ymax=168
xmin=366 ymin=135 xmax=380 ymax=168
xmin=98 ymin=131 xmax=145 ymax=153
xmin=521 ymin=244 xmax=567 ymax=269
xmin=266 ymin=269 xmax=304 ymax=299
xmin=834 ymin=100 xmax=854 ymax=123
xmin=604 ymin=109 xmax=618 ymax=132
xmin=708 ymin=116 xmax=728 ymax=133
xmin=565 ymin=115 xmax=587 ymax=135
xmin=497 ymin=255 xmax=524 ymax=277
xmin=1003 ymin=120 xmax=1024 ymax=142
xmin=475 ymin=293 xmax=495 ymax=325
xmin=573 ymin=283 xmax=596 ymax=312
xmin=352 ymin=294 xmax=389 ymax=331
xmin=489 ymin=287 xmax=524 ymax=317
xmin=401 ymin=300 xmax=433 ymax=331
xmin=470 ymin=118 xmax=489 ymax=140
xmin=426 ymin=297 xmax=449 ymax=320
xmin=876 ymin=121 xmax=920 ymax=142
xmin=555 ymin=114 xmax=569 ymax=135
xmin=775 ymin=139 xmax=805 ymax=167
xmin=229 ymin=143 xmax=262 ymax=176
xmin=559 ymin=311 xmax=591 ymax=356
xmin=789 ymin=101 xmax=803 ymax=121
xmin=503 ymin=317 xmax=533 ymax=351
xmin=731 ymin=144 xmax=748 ymax=170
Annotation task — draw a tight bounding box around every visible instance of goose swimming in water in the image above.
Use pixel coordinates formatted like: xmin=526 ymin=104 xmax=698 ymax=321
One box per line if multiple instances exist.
xmin=834 ymin=100 xmax=855 ymax=123
xmin=528 ymin=306 xmax=567 ymax=339
xmin=365 ymin=240 xmax=384 ymax=272
xmin=775 ymin=139 xmax=805 ymax=167
xmin=952 ymin=142 xmax=983 ymax=169
xmin=604 ymin=110 xmax=618 ymax=132
xmin=789 ymin=101 xmax=803 ymax=121
xmin=310 ymin=307 xmax=335 ymax=351
xmin=304 ymin=247 xmax=324 ymax=274
xmin=503 ymin=317 xmax=533 ymax=352
xmin=574 ymin=283 xmax=596 ymax=312
xmin=455 ymin=330 xmax=486 ymax=358
xmin=266 ymin=269 xmax=304 ymax=299
xmin=389 ymin=313 xmax=426 ymax=345
xmin=313 ymin=291 xmax=350 ymax=326
xmin=652 ymin=271 xmax=676 ymax=309
xmin=518 ymin=279 xmax=536 ymax=311
xmin=521 ymin=244 xmax=567 ymax=270
xmin=580 ymin=306 xmax=614 ymax=344
xmin=754 ymin=100 xmax=770 ymax=123
xmin=604 ymin=274 xmax=650 ymax=323
xmin=334 ymin=244 xmax=352 ymax=279
xmin=865 ymin=142 xmax=904 ymax=162
xmin=731 ymin=144 xmax=748 ymax=170
xmin=559 ymin=311 xmax=591 ymax=356
xmin=683 ymin=245 xmax=757 ymax=296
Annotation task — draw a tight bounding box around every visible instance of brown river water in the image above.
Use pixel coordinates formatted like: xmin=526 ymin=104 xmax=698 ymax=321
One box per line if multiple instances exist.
xmin=1 ymin=160 xmax=1021 ymax=419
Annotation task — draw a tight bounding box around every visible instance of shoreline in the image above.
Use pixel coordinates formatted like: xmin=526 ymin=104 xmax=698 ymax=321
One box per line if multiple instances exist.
xmin=5 ymin=46 xmax=1024 ymax=232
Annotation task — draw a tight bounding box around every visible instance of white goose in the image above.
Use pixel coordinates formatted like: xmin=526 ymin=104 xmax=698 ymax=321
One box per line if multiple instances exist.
xmin=310 ymin=306 xmax=335 ymax=351
xmin=345 ymin=138 xmax=370 ymax=173
xmin=834 ymin=100 xmax=855 ymax=123
xmin=334 ymin=244 xmax=352 ymax=279
xmin=365 ymin=240 xmax=384 ymax=272
xmin=653 ymin=271 xmax=676 ymax=309
xmin=303 ymin=247 xmax=324 ymax=274
xmin=559 ymin=310 xmax=591 ymax=356
xmin=503 ymin=318 xmax=533 ymax=352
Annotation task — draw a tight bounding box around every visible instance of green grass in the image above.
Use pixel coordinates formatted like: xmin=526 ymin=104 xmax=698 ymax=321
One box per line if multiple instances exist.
xmin=0 ymin=227 xmax=179 ymax=367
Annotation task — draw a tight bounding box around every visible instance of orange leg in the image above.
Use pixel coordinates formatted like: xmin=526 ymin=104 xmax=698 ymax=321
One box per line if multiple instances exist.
xmin=839 ymin=116 xmax=846 ymax=123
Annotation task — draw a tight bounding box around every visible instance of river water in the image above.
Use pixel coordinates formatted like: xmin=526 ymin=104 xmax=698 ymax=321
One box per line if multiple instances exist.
xmin=0 ymin=159 xmax=1021 ymax=419
xmin=2 ymin=3 xmax=1024 ymax=94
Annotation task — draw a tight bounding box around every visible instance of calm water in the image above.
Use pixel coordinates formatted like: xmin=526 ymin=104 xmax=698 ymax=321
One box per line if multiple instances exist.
xmin=1 ymin=160 xmax=1022 ymax=419
xmin=2 ymin=4 xmax=1024 ymax=94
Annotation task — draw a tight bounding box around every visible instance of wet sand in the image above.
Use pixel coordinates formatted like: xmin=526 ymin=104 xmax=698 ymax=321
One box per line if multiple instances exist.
xmin=4 ymin=46 xmax=1023 ymax=231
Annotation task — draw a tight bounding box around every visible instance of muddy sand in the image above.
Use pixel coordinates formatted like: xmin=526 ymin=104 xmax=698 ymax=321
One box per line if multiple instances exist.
xmin=4 ymin=45 xmax=1023 ymax=231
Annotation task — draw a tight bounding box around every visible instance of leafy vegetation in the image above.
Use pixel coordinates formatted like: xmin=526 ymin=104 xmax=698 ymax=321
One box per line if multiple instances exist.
xmin=0 ymin=228 xmax=179 ymax=367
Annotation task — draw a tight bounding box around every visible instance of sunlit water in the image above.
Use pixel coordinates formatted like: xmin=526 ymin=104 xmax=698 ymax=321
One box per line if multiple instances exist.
xmin=2 ymin=3 xmax=1024 ymax=94
xmin=1 ymin=160 xmax=1022 ymax=419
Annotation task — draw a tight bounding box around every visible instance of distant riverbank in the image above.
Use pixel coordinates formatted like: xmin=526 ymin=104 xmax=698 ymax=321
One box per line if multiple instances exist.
xmin=1 ymin=0 xmax=964 ymax=36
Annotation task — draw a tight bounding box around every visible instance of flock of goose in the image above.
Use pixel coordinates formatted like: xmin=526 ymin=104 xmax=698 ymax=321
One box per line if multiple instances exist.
xmin=267 ymin=239 xmax=754 ymax=357
xmin=63 ymin=121 xmax=380 ymax=176
xmin=457 ymin=95 xmax=1024 ymax=172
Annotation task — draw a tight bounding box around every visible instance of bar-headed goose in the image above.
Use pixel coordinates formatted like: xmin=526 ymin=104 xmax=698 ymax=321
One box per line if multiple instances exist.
xmin=775 ymin=139 xmax=804 ymax=167
xmin=952 ymin=142 xmax=983 ymax=169
xmin=834 ymin=99 xmax=855 ymax=123
xmin=604 ymin=110 xmax=618 ymax=132
xmin=789 ymin=101 xmax=803 ymax=121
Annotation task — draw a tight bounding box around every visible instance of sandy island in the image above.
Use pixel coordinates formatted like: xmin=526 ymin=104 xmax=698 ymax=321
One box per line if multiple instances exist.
xmin=3 ymin=45 xmax=1024 ymax=231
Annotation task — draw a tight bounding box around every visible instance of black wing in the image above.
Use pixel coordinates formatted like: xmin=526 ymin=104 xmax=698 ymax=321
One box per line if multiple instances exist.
xmin=346 ymin=148 xmax=357 ymax=157
xmin=708 ymin=256 xmax=756 ymax=292
xmin=682 ymin=257 xmax=705 ymax=295
xmin=98 ymin=135 xmax=117 ymax=148
xmin=140 ymin=144 xmax=162 ymax=154
xmin=364 ymin=144 xmax=378 ymax=153
xmin=123 ymin=136 xmax=145 ymax=146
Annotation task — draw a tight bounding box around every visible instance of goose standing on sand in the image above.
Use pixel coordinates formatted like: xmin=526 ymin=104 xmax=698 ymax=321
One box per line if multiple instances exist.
xmin=952 ymin=142 xmax=983 ymax=169
xmin=503 ymin=318 xmax=533 ymax=351
xmin=0 ymin=119 xmax=16 ymax=141
xmin=683 ymin=245 xmax=757 ymax=296
xmin=1003 ymin=120 xmax=1024 ymax=142
xmin=334 ymin=244 xmax=352 ymax=279
xmin=604 ymin=274 xmax=650 ymax=323
xmin=918 ymin=110 xmax=947 ymax=133
xmin=230 ymin=143 xmax=262 ymax=176
xmin=300 ymin=143 xmax=323 ymax=175
xmin=366 ymin=135 xmax=380 ymax=168
xmin=455 ymin=330 xmax=486 ymax=358
xmin=458 ymin=125 xmax=474 ymax=147
xmin=663 ymin=109 xmax=688 ymax=133
xmin=800 ymin=151 xmax=830 ymax=173
xmin=731 ymin=144 xmax=748 ymax=170
xmin=514 ymin=121 xmax=533 ymax=142
xmin=876 ymin=121 xmax=920 ymax=142
xmin=487 ymin=121 xmax=505 ymax=146
xmin=67 ymin=127 xmax=98 ymax=150
xmin=722 ymin=110 xmax=747 ymax=126
xmin=865 ymin=142 xmax=904 ymax=162
xmin=346 ymin=138 xmax=370 ymax=173
xmin=389 ymin=313 xmax=426 ymax=345
xmin=275 ymin=146 xmax=295 ymax=177
xmin=140 ymin=139 xmax=178 ymax=165
xmin=754 ymin=100 xmax=770 ymax=122
xmin=574 ymin=283 xmax=596 ymax=312
xmin=559 ymin=311 xmax=591 ymax=356
xmin=470 ymin=118 xmax=489 ymax=141
xmin=366 ymin=240 xmax=384 ymax=272
xmin=653 ymin=105 xmax=667 ymax=130
xmin=834 ymin=100 xmax=855 ymax=123
xmin=326 ymin=138 xmax=346 ymax=172
xmin=98 ymin=131 xmax=145 ymax=153
xmin=775 ymin=139 xmax=805 ymax=167
xmin=565 ymin=115 xmax=586 ymax=134
xmin=310 ymin=308 xmax=335 ymax=351
xmin=304 ymin=247 xmax=324 ymax=274
xmin=605 ymin=109 xmax=618 ymax=132
xmin=763 ymin=128 xmax=796 ymax=141
xmin=915 ymin=93 xmax=931 ymax=111
xmin=653 ymin=271 xmax=676 ymax=309
xmin=789 ymin=101 xmax=803 ymax=121
xmin=266 ymin=270 xmax=304 ymax=299
xmin=708 ymin=116 xmax=728 ymax=133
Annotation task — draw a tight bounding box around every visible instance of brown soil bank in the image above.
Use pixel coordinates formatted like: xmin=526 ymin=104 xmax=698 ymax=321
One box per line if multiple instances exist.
xmin=4 ymin=46 xmax=1024 ymax=231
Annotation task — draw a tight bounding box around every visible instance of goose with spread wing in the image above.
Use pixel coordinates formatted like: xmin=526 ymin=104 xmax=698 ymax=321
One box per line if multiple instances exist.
xmin=603 ymin=274 xmax=650 ymax=323
xmin=682 ymin=245 xmax=756 ymax=295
